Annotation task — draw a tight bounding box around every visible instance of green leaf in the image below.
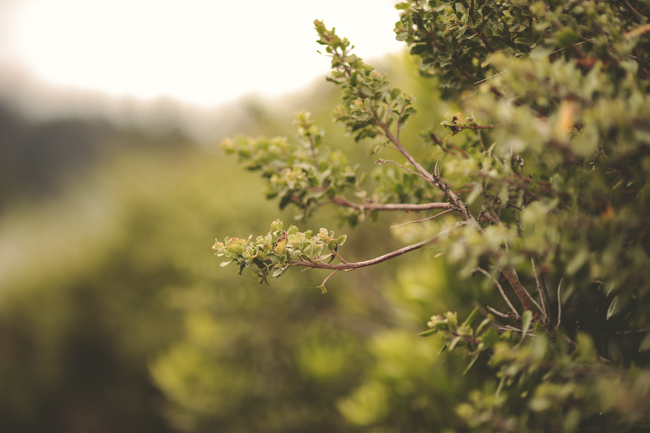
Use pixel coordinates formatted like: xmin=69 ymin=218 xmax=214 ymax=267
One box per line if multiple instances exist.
xmin=419 ymin=329 xmax=437 ymax=337
xmin=462 ymin=306 xmax=480 ymax=327
xmin=272 ymin=266 xmax=288 ymax=278
xmin=462 ymin=353 xmax=480 ymax=376
xmin=448 ymin=336 xmax=462 ymax=351
xmin=476 ymin=317 xmax=492 ymax=335
xmin=479 ymin=329 xmax=500 ymax=348
xmin=606 ymin=296 xmax=619 ymax=320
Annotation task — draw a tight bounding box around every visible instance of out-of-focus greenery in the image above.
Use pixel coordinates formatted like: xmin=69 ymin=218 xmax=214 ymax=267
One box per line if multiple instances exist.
xmin=0 ymin=49 xmax=475 ymax=432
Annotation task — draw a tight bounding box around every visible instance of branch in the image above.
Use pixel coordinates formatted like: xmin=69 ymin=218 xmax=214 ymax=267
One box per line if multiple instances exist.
xmin=531 ymin=257 xmax=551 ymax=323
xmin=500 ymin=267 xmax=539 ymax=312
xmin=376 ymin=158 xmax=431 ymax=182
xmin=431 ymin=169 xmax=480 ymax=227
xmin=391 ymin=208 xmax=457 ymax=228
xmin=514 ymin=265 xmax=545 ymax=314
xmin=330 ymin=196 xmax=452 ymax=212
xmin=557 ymin=278 xmax=564 ymax=327
xmin=461 ymin=22 xmax=497 ymax=53
xmin=288 ymin=230 xmax=452 ymax=271
xmin=487 ymin=305 xmax=512 ymax=319
xmin=374 ymin=114 xmax=435 ymax=184
xmin=621 ymin=0 xmax=644 ymax=23
xmin=474 ymin=71 xmax=506 ymax=85
xmin=623 ymin=23 xmax=650 ymax=39
xmin=473 ymin=267 xmax=520 ymax=318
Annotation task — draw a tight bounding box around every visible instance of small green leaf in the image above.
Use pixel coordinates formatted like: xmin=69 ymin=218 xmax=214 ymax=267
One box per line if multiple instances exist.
xmin=462 ymin=353 xmax=480 ymax=376
xmin=606 ymin=296 xmax=619 ymax=320
xmin=476 ymin=316 xmax=492 ymax=335
xmin=479 ymin=329 xmax=500 ymax=348
xmin=463 ymin=307 xmax=480 ymax=327
xmin=448 ymin=336 xmax=462 ymax=351
xmin=419 ymin=329 xmax=437 ymax=337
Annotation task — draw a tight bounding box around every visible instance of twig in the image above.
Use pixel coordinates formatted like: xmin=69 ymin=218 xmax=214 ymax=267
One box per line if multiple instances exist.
xmin=487 ymin=305 xmax=511 ymax=319
xmin=376 ymin=158 xmax=430 ymax=182
xmin=531 ymin=258 xmax=550 ymax=322
xmin=474 ymin=71 xmax=506 ymax=85
xmin=473 ymin=267 xmax=520 ymax=317
xmin=557 ymin=278 xmax=563 ymax=327
xmin=289 ymin=230 xmax=452 ymax=271
xmin=615 ymin=328 xmax=647 ymax=335
xmin=500 ymin=267 xmax=539 ymax=312
xmin=331 ymin=247 xmax=348 ymax=265
xmin=623 ymin=23 xmax=650 ymax=39
xmin=321 ymin=269 xmax=339 ymax=286
xmin=499 ymin=325 xmax=533 ymax=335
xmin=621 ymin=0 xmax=644 ymax=23
xmin=391 ymin=208 xmax=457 ymax=228
xmin=330 ymin=196 xmax=452 ymax=212
xmin=511 ymin=266 xmax=544 ymax=313
xmin=462 ymin=22 xmax=497 ymax=52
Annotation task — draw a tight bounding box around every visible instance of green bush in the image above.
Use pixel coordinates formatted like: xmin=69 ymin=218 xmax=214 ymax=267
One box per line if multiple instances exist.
xmin=217 ymin=1 xmax=650 ymax=431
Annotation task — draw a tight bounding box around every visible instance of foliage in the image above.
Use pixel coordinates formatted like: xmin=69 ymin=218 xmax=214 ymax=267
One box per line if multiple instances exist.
xmin=217 ymin=1 xmax=650 ymax=431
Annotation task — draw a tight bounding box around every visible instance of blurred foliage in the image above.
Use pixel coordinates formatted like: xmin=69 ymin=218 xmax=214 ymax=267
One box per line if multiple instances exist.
xmin=0 ymin=50 xmax=465 ymax=432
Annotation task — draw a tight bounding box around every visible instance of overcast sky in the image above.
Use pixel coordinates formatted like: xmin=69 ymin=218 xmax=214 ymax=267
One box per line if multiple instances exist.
xmin=0 ymin=0 xmax=403 ymax=108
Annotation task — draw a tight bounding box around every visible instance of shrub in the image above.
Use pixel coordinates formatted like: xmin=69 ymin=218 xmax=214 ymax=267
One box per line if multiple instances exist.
xmin=215 ymin=1 xmax=650 ymax=431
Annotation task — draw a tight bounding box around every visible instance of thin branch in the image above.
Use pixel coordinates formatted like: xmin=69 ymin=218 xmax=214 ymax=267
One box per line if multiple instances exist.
xmin=332 ymin=247 xmax=348 ymax=264
xmin=473 ymin=267 xmax=520 ymax=317
xmin=557 ymin=278 xmax=564 ymax=327
xmin=474 ymin=71 xmax=506 ymax=85
xmin=500 ymin=267 xmax=539 ymax=312
xmin=321 ymin=269 xmax=339 ymax=286
xmin=499 ymin=325 xmax=533 ymax=335
xmin=462 ymin=22 xmax=497 ymax=52
xmin=615 ymin=328 xmax=648 ymax=335
xmin=373 ymin=113 xmax=435 ymax=184
xmin=511 ymin=265 xmax=545 ymax=314
xmin=289 ymin=230 xmax=452 ymax=271
xmin=431 ymin=170 xmax=480 ymax=228
xmin=623 ymin=22 xmax=650 ymax=39
xmin=391 ymin=208 xmax=457 ymax=228
xmin=621 ymin=0 xmax=644 ymax=23
xmin=330 ymin=196 xmax=452 ymax=212
xmin=459 ymin=123 xmax=512 ymax=131
xmin=531 ymin=257 xmax=550 ymax=322
xmin=376 ymin=158 xmax=430 ymax=182
xmin=487 ymin=305 xmax=511 ymax=319
xmin=448 ymin=142 xmax=470 ymax=158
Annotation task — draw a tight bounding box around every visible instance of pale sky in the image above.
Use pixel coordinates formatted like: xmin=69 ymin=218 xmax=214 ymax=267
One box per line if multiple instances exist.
xmin=0 ymin=0 xmax=403 ymax=108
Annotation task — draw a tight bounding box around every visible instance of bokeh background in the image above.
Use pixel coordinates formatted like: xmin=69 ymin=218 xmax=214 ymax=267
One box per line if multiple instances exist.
xmin=0 ymin=2 xmax=482 ymax=432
